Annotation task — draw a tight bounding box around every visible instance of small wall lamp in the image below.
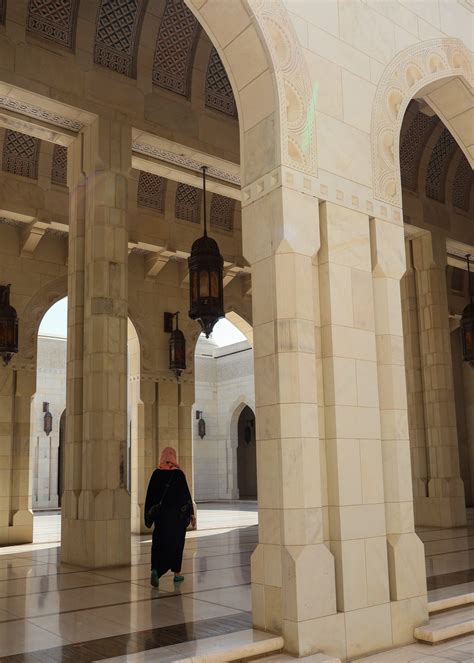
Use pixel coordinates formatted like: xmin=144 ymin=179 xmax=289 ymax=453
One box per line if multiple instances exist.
xmin=164 ymin=311 xmax=186 ymax=380
xmin=196 ymin=410 xmax=206 ymax=439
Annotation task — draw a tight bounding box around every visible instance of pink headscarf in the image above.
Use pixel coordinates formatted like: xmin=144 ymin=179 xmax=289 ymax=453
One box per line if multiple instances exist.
xmin=159 ymin=447 xmax=181 ymax=471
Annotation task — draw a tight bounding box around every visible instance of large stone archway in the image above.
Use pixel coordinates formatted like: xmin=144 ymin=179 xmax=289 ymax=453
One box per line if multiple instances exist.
xmin=371 ymin=38 xmax=472 ymax=207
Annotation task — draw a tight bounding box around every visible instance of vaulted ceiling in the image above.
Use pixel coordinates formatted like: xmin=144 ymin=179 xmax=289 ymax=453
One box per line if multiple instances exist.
xmin=21 ymin=0 xmax=237 ymax=119
xmin=400 ymin=100 xmax=473 ymax=213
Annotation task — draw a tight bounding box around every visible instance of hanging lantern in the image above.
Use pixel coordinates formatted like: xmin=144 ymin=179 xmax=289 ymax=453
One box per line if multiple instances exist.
xmin=164 ymin=311 xmax=186 ymax=380
xmin=196 ymin=411 xmax=206 ymax=439
xmin=188 ymin=166 xmax=224 ymax=338
xmin=0 ymin=284 xmax=19 ymax=367
xmin=460 ymin=254 xmax=474 ymax=366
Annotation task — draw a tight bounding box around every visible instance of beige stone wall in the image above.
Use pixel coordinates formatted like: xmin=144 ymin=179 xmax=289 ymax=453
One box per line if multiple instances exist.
xmin=193 ymin=336 xmax=255 ymax=501
xmin=31 ymin=335 xmax=67 ymax=510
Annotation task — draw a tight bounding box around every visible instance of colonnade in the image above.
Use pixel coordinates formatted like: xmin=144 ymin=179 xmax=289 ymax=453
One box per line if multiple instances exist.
xmin=0 ymin=116 xmax=470 ymax=660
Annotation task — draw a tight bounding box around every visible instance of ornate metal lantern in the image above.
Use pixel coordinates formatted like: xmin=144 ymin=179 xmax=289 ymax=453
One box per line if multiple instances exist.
xmin=164 ymin=311 xmax=186 ymax=380
xmin=0 ymin=284 xmax=19 ymax=366
xmin=460 ymin=254 xmax=474 ymax=366
xmin=188 ymin=167 xmax=224 ymax=338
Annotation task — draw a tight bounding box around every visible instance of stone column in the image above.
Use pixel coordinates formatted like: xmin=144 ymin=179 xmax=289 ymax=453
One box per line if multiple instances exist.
xmin=244 ymin=183 xmax=337 ymax=657
xmin=61 ymin=117 xmax=131 ymax=567
xmin=371 ymin=218 xmax=428 ymax=645
xmin=319 ymin=202 xmax=393 ymax=658
xmin=178 ymin=383 xmax=194 ymax=493
xmin=131 ymin=379 xmax=157 ymax=534
xmin=0 ymin=367 xmax=35 ymax=544
xmin=401 ymin=240 xmax=429 ymax=524
xmin=462 ymin=363 xmax=474 ymax=507
xmin=412 ymin=233 xmax=466 ymax=527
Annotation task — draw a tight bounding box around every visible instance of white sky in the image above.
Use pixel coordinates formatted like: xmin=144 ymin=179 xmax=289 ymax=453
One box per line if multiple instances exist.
xmin=39 ymin=297 xmax=246 ymax=347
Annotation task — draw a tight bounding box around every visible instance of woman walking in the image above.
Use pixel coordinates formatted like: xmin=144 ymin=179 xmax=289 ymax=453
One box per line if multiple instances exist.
xmin=145 ymin=447 xmax=195 ymax=588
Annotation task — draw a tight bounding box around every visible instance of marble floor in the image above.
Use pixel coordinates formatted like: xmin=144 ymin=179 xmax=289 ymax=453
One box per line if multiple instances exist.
xmin=0 ymin=503 xmax=472 ymax=662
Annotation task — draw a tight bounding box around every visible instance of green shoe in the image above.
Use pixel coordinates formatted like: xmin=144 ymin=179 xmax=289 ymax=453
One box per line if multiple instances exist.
xmin=173 ymin=574 xmax=184 ymax=583
xmin=150 ymin=569 xmax=160 ymax=588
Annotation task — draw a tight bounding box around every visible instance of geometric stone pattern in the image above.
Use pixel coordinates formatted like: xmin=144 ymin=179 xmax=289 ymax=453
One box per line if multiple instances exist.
xmin=425 ymin=128 xmax=457 ymax=202
xmin=94 ymin=0 xmax=146 ymax=77
xmin=26 ymin=0 xmax=79 ymax=49
xmin=152 ymin=0 xmax=200 ymax=95
xmin=2 ymin=130 xmax=40 ymax=179
xmin=0 ymin=96 xmax=84 ymax=132
xmin=132 ymin=141 xmax=241 ymax=186
xmin=175 ymin=183 xmax=201 ymax=224
xmin=205 ymin=48 xmax=236 ymax=117
xmin=210 ymin=193 xmax=234 ymax=231
xmin=137 ymin=171 xmax=166 ymax=212
xmin=400 ymin=111 xmax=437 ymax=192
xmin=0 ymin=0 xmax=6 ymax=25
xmin=452 ymin=155 xmax=473 ymax=211
xmin=51 ymin=145 xmax=67 ymax=186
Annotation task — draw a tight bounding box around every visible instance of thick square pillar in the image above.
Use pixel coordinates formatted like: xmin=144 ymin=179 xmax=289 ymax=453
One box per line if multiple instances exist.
xmin=411 ymin=233 xmax=466 ymax=527
xmin=244 ymin=182 xmax=337 ymax=658
xmin=0 ymin=368 xmax=35 ymax=545
xmin=371 ymin=218 xmax=428 ymax=646
xmin=319 ymin=202 xmax=393 ymax=659
xmin=61 ymin=118 xmax=131 ymax=567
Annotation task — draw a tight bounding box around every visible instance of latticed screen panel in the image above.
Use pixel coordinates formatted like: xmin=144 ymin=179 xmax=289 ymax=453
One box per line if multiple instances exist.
xmin=152 ymin=0 xmax=200 ymax=96
xmin=2 ymin=130 xmax=40 ymax=179
xmin=210 ymin=194 xmax=235 ymax=231
xmin=400 ymin=111 xmax=437 ymax=192
xmin=137 ymin=171 xmax=166 ymax=211
xmin=51 ymin=144 xmax=67 ymax=186
xmin=425 ymin=128 xmax=457 ymax=202
xmin=94 ymin=0 xmax=146 ymax=77
xmin=205 ymin=48 xmax=236 ymax=117
xmin=26 ymin=0 xmax=79 ymax=49
xmin=452 ymin=155 xmax=473 ymax=212
xmin=175 ymin=183 xmax=201 ymax=223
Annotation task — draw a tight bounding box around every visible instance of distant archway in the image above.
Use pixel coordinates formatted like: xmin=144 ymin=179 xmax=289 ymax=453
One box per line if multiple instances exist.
xmin=237 ymin=405 xmax=257 ymax=500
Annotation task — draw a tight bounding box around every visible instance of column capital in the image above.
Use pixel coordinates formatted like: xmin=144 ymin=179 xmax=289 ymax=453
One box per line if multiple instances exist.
xmin=370 ymin=217 xmax=406 ymax=280
xmin=242 ymin=182 xmax=320 ymax=264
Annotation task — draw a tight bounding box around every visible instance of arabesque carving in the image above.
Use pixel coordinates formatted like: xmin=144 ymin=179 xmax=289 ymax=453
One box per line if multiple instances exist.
xmin=249 ymin=0 xmax=318 ymax=176
xmin=371 ymin=38 xmax=472 ymax=207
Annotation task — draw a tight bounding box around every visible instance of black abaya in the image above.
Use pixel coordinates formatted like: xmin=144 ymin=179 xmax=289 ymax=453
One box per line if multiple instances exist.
xmin=144 ymin=469 xmax=193 ymax=577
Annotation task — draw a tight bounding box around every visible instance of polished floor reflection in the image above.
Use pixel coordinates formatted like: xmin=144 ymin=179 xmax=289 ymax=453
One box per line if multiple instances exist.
xmin=0 ymin=503 xmax=257 ymax=660
xmin=0 ymin=504 xmax=472 ymax=662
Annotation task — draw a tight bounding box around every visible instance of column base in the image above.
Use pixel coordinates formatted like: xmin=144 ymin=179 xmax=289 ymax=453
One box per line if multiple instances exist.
xmin=251 ymin=542 xmax=337 ymax=656
xmin=415 ymin=492 xmax=466 ymax=528
xmin=61 ymin=515 xmax=131 ymax=567
xmin=0 ymin=510 xmax=33 ymax=545
xmin=61 ymin=488 xmax=131 ymax=567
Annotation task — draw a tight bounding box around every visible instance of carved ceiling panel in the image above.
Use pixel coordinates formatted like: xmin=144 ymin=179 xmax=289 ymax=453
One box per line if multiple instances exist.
xmin=425 ymin=128 xmax=457 ymax=202
xmin=137 ymin=171 xmax=166 ymax=211
xmin=175 ymin=183 xmax=201 ymax=223
xmin=94 ymin=0 xmax=146 ymax=77
xmin=152 ymin=0 xmax=200 ymax=96
xmin=452 ymin=155 xmax=473 ymax=211
xmin=400 ymin=110 xmax=438 ymax=192
xmin=2 ymin=130 xmax=40 ymax=179
xmin=205 ymin=48 xmax=236 ymax=117
xmin=51 ymin=144 xmax=67 ymax=186
xmin=210 ymin=194 xmax=234 ymax=231
xmin=26 ymin=0 xmax=79 ymax=49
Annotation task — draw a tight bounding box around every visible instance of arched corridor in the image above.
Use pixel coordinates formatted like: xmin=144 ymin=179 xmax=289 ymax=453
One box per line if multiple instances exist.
xmin=0 ymin=0 xmax=472 ymax=660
